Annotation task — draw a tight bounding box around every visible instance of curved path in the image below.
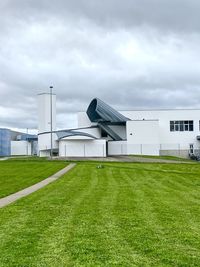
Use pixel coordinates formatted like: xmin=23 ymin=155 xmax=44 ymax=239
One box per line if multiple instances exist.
xmin=0 ymin=163 xmax=76 ymax=208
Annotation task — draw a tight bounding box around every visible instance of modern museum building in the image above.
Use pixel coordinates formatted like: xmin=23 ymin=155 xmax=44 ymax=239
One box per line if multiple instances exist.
xmin=38 ymin=93 xmax=200 ymax=158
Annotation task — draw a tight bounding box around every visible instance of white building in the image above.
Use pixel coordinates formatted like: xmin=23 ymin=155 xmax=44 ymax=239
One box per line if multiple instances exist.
xmin=38 ymin=93 xmax=58 ymax=157
xmin=38 ymin=93 xmax=200 ymax=158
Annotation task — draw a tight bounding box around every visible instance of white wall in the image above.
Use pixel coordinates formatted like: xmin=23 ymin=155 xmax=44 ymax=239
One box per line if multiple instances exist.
xmin=38 ymin=93 xmax=57 ymax=157
xmin=38 ymin=133 xmax=58 ymax=151
xmin=77 ymin=112 xmax=94 ymax=128
xmin=122 ymin=109 xmax=200 ymax=150
xmin=38 ymin=93 xmax=56 ymax=134
xmin=108 ymin=141 xmax=127 ymax=155
xmin=39 ymin=150 xmax=51 ymax=157
xmin=11 ymin=141 xmax=32 ymax=156
xmin=126 ymin=120 xmax=160 ymax=155
xmin=59 ymin=139 xmax=106 ymax=157
xmin=72 ymin=127 xmax=101 ymax=139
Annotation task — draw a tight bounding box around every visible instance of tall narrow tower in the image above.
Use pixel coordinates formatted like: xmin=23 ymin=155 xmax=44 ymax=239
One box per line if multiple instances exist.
xmin=38 ymin=93 xmax=57 ymax=157
xmin=38 ymin=93 xmax=56 ymax=133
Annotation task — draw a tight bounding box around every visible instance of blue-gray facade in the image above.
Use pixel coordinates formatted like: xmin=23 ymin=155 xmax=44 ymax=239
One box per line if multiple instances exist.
xmin=0 ymin=129 xmax=11 ymax=156
xmin=0 ymin=128 xmax=38 ymax=156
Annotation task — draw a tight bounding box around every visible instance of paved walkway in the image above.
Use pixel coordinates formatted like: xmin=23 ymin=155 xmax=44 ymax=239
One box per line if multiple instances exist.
xmin=0 ymin=157 xmax=8 ymax=161
xmin=57 ymin=156 xmax=192 ymax=164
xmin=0 ymin=163 xmax=76 ymax=208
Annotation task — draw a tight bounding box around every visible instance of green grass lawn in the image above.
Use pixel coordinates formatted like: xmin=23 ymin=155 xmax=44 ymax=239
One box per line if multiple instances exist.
xmin=0 ymin=162 xmax=200 ymax=266
xmin=0 ymin=159 xmax=67 ymax=198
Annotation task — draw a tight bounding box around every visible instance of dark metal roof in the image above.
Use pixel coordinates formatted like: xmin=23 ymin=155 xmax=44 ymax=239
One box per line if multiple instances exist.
xmin=87 ymin=98 xmax=130 ymax=123
xmin=17 ymin=134 xmax=38 ymax=141
xmin=98 ymin=123 xmax=123 ymax=141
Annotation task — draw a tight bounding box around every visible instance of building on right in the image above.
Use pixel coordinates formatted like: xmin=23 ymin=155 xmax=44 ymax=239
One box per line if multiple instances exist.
xmin=78 ymin=105 xmax=200 ymax=158
xmin=120 ymin=109 xmax=200 ymax=158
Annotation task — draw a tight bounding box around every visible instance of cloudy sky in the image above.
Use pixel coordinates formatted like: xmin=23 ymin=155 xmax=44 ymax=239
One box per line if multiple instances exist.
xmin=0 ymin=0 xmax=200 ymax=132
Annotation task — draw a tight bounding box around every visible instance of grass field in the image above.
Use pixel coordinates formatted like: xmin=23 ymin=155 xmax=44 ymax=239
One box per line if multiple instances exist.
xmin=0 ymin=159 xmax=67 ymax=198
xmin=0 ymin=162 xmax=200 ymax=266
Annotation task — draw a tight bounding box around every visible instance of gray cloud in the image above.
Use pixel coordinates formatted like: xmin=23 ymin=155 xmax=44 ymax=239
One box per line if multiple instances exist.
xmin=0 ymin=0 xmax=200 ymax=131
xmin=2 ymin=0 xmax=200 ymax=32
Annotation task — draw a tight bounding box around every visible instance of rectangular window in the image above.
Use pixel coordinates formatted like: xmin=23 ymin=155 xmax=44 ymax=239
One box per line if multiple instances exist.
xmin=170 ymin=122 xmax=174 ymax=131
xmin=189 ymin=144 xmax=194 ymax=154
xmin=170 ymin=120 xmax=194 ymax=132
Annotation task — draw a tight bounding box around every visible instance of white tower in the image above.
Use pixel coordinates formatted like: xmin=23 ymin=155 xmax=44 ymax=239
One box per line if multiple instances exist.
xmin=38 ymin=93 xmax=57 ymax=157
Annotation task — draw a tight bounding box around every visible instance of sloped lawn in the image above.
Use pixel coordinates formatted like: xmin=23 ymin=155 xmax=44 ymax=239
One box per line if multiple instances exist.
xmin=0 ymin=159 xmax=67 ymax=198
xmin=0 ymin=162 xmax=200 ymax=266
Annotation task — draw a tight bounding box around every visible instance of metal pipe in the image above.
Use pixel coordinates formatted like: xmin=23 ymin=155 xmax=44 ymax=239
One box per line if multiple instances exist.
xmin=26 ymin=128 xmax=28 ymax=156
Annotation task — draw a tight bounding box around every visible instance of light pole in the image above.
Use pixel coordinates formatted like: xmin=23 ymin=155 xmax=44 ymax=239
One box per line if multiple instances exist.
xmin=50 ymin=86 xmax=53 ymax=159
xmin=26 ymin=128 xmax=28 ymax=156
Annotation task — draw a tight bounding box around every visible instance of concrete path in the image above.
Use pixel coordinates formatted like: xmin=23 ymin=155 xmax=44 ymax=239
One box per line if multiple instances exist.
xmin=57 ymin=156 xmax=193 ymax=164
xmin=0 ymin=163 xmax=76 ymax=208
xmin=0 ymin=157 xmax=8 ymax=161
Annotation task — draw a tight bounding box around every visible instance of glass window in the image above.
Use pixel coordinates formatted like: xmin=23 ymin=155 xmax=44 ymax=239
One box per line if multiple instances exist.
xmin=175 ymin=124 xmax=179 ymax=131
xmin=170 ymin=120 xmax=193 ymax=132
xmin=170 ymin=124 xmax=174 ymax=131
xmin=189 ymin=144 xmax=194 ymax=154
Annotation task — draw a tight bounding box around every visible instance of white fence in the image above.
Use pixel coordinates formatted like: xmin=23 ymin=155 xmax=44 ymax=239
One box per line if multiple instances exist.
xmin=108 ymin=142 xmax=159 ymax=156
xmin=108 ymin=142 xmax=199 ymax=157
xmin=58 ymin=140 xmax=199 ymax=158
xmin=59 ymin=140 xmax=106 ymax=157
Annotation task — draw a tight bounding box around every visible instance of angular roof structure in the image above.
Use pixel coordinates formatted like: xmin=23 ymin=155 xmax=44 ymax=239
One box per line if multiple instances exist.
xmin=87 ymin=98 xmax=130 ymax=123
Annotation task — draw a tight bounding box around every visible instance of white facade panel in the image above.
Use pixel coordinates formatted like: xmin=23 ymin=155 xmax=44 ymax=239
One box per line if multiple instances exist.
xmin=38 ymin=93 xmax=56 ymax=134
xmin=126 ymin=144 xmax=142 ymax=155
xmin=38 ymin=133 xmax=58 ymax=150
xmin=127 ymin=120 xmax=159 ymax=144
xmin=38 ymin=93 xmax=57 ymax=157
xmin=11 ymin=141 xmax=31 ymax=156
xmin=140 ymin=144 xmax=160 ymax=156
xmin=126 ymin=120 xmax=160 ymax=155
xmin=78 ymin=112 xmax=93 ymax=128
xmin=126 ymin=144 xmax=160 ymax=156
xmin=59 ymin=139 xmax=106 ymax=157
xmin=76 ymin=127 xmax=101 ymax=139
xmin=108 ymin=141 xmax=127 ymax=155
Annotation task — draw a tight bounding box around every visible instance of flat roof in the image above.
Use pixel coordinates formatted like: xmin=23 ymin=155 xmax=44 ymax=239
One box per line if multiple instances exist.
xmin=78 ymin=108 xmax=200 ymax=113
xmin=120 ymin=108 xmax=200 ymax=112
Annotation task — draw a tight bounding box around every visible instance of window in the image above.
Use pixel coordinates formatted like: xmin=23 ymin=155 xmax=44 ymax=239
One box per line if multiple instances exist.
xmin=189 ymin=144 xmax=194 ymax=154
xmin=101 ymin=129 xmax=108 ymax=138
xmin=170 ymin=120 xmax=193 ymax=132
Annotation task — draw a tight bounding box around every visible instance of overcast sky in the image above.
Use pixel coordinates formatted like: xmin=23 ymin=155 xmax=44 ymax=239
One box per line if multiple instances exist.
xmin=0 ymin=0 xmax=200 ymax=131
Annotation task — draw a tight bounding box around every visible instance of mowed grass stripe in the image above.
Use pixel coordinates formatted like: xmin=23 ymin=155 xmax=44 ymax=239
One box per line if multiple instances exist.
xmin=0 ymin=163 xmax=200 ymax=266
xmin=34 ymin=165 xmax=100 ymax=267
xmin=0 ymin=164 xmax=83 ymax=266
xmin=0 ymin=160 xmax=67 ymax=198
xmin=94 ymin=167 xmax=152 ymax=266
xmin=119 ymin=166 xmax=200 ymax=266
